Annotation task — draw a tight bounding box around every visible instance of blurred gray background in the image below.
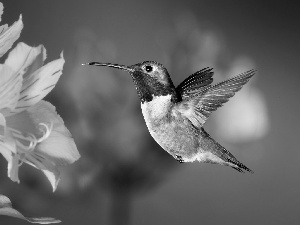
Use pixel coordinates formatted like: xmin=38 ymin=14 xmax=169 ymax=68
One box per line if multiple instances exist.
xmin=1 ymin=0 xmax=300 ymax=224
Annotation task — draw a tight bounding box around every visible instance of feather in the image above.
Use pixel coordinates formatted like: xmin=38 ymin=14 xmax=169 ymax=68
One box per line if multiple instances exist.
xmin=175 ymin=69 xmax=255 ymax=127
xmin=176 ymin=67 xmax=214 ymax=97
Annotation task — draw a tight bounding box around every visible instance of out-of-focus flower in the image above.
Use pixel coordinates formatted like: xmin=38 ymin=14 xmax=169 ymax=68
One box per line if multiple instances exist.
xmin=0 ymin=2 xmax=23 ymax=58
xmin=0 ymin=194 xmax=60 ymax=224
xmin=214 ymin=58 xmax=269 ymax=143
xmin=0 ymin=42 xmax=80 ymax=192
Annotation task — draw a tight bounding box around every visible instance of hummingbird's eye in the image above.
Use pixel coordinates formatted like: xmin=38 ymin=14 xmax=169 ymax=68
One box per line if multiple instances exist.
xmin=145 ymin=65 xmax=153 ymax=72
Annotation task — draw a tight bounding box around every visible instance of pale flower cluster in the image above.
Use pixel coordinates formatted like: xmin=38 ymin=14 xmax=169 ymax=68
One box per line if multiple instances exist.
xmin=0 ymin=2 xmax=80 ymax=223
xmin=0 ymin=2 xmax=80 ymax=193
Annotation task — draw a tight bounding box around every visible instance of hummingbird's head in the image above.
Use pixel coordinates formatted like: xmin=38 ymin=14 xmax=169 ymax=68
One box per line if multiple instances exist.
xmin=83 ymin=61 xmax=179 ymax=103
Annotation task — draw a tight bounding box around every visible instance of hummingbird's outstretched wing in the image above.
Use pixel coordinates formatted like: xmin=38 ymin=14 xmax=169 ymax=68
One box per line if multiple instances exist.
xmin=176 ymin=67 xmax=214 ymax=98
xmin=175 ymin=69 xmax=255 ymax=127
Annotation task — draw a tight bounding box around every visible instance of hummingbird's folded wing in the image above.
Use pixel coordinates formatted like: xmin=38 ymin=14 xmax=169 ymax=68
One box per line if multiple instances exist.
xmin=175 ymin=69 xmax=255 ymax=128
xmin=176 ymin=67 xmax=214 ymax=98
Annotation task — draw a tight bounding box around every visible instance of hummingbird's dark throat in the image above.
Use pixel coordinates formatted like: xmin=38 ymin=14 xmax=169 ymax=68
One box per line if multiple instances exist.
xmin=131 ymin=70 xmax=179 ymax=103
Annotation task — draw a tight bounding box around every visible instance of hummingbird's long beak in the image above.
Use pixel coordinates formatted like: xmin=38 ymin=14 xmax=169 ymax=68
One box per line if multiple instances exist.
xmin=82 ymin=62 xmax=133 ymax=72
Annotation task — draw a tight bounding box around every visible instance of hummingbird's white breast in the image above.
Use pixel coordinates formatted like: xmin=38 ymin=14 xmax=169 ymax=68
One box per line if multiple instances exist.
xmin=141 ymin=94 xmax=174 ymax=149
xmin=141 ymin=94 xmax=172 ymax=122
xmin=141 ymin=94 xmax=200 ymax=160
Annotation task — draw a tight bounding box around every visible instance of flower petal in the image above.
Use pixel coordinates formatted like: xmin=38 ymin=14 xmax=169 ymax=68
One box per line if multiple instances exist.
xmin=0 ymin=142 xmax=13 ymax=176
xmin=6 ymin=100 xmax=80 ymax=191
xmin=0 ymin=113 xmax=13 ymax=161
xmin=24 ymin=152 xmax=61 ymax=192
xmin=7 ymin=153 xmax=20 ymax=183
xmin=0 ymin=194 xmax=61 ymax=224
xmin=42 ymin=169 xmax=61 ymax=192
xmin=0 ymin=64 xmax=23 ymax=113
xmin=11 ymin=52 xmax=65 ymax=114
xmin=0 ymin=112 xmax=5 ymax=131
xmin=2 ymin=137 xmax=19 ymax=183
xmin=28 ymin=100 xmax=80 ymax=165
xmin=0 ymin=15 xmax=23 ymax=58
xmin=0 ymin=3 xmax=3 ymax=22
xmin=5 ymin=42 xmax=46 ymax=80
xmin=0 ymin=113 xmax=20 ymax=183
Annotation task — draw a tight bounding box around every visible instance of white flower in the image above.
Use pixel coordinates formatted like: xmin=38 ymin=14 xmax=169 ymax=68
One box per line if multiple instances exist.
xmin=0 ymin=2 xmax=23 ymax=58
xmin=0 ymin=42 xmax=80 ymax=192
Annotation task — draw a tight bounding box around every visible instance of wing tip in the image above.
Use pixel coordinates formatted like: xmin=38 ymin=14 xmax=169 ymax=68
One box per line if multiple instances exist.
xmin=240 ymin=69 xmax=256 ymax=79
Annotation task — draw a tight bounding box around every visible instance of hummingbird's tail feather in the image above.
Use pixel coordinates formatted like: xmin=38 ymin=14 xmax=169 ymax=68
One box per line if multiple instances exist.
xmin=198 ymin=128 xmax=253 ymax=173
xmin=227 ymin=158 xmax=254 ymax=173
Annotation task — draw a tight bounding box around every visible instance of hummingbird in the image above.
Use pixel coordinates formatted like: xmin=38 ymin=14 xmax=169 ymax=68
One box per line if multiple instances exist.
xmin=83 ymin=61 xmax=255 ymax=173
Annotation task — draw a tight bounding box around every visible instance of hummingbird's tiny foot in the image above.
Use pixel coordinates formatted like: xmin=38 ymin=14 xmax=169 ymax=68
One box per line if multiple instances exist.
xmin=175 ymin=155 xmax=184 ymax=163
